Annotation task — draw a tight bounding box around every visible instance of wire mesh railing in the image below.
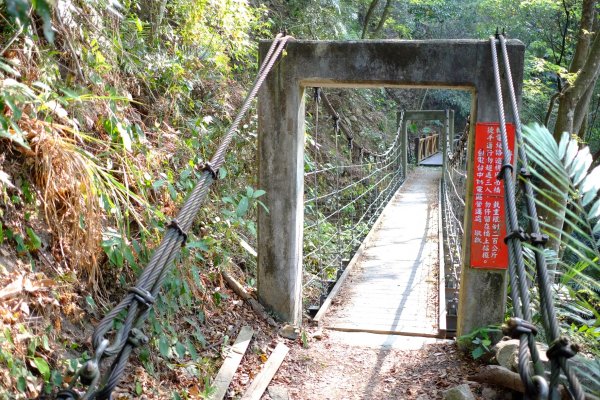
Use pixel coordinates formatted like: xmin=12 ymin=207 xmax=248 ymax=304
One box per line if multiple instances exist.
xmin=440 ymin=120 xmax=469 ymax=332
xmin=303 ymin=90 xmax=406 ymax=313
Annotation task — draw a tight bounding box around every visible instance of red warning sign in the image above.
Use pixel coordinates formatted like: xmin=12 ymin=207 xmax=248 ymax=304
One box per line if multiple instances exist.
xmin=470 ymin=122 xmax=515 ymax=270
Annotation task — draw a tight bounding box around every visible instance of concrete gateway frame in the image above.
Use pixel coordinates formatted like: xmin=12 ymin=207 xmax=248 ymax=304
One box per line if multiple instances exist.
xmin=257 ymin=39 xmax=525 ymax=336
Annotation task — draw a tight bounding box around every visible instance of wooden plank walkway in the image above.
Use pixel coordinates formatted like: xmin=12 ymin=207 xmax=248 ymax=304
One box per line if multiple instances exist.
xmin=419 ymin=152 xmax=443 ymax=166
xmin=322 ymin=167 xmax=441 ymax=337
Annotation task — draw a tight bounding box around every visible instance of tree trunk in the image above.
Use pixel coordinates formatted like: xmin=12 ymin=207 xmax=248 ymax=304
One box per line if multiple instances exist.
xmin=554 ymin=0 xmax=600 ymax=139
xmin=371 ymin=0 xmax=394 ymax=38
xmin=361 ymin=0 xmax=381 ymax=39
xmin=573 ymin=82 xmax=595 ymax=136
xmin=546 ymin=0 xmax=599 ymax=264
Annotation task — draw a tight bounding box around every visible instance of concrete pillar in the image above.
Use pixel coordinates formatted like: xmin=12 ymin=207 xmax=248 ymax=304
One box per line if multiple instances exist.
xmin=457 ymin=43 xmax=523 ymax=337
xmin=256 ymin=40 xmax=525 ymax=330
xmin=257 ymin=49 xmax=304 ymax=324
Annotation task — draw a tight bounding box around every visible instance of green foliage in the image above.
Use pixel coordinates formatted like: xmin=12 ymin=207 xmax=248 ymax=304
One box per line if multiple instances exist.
xmin=523 ymin=124 xmax=600 ymax=355
xmin=5 ymin=0 xmax=54 ymax=42
xmin=457 ymin=325 xmax=501 ymax=359
xmin=0 ymin=326 xmax=61 ymax=397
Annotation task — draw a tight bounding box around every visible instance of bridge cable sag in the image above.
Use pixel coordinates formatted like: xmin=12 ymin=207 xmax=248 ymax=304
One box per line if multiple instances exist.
xmin=491 ymin=35 xmax=585 ymax=400
xmin=303 ymin=94 xmax=405 ymax=308
xmin=53 ymin=33 xmax=291 ymax=400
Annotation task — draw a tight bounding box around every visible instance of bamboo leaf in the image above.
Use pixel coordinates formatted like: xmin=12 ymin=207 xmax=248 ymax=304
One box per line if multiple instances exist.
xmin=571 ymin=147 xmax=591 ymax=186
xmin=593 ymin=220 xmax=600 ymax=235
xmin=582 ymin=189 xmax=597 ymax=207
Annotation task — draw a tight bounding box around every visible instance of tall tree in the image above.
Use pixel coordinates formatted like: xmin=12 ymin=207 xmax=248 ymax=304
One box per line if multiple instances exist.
xmin=361 ymin=0 xmax=394 ymax=38
xmin=554 ymin=0 xmax=599 ymax=139
xmin=543 ymin=0 xmax=599 ymax=261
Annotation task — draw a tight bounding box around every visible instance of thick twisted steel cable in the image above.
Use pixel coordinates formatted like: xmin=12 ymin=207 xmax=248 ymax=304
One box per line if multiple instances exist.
xmin=490 ymin=37 xmax=546 ymax=398
xmin=498 ymin=35 xmax=585 ymax=400
xmin=68 ymin=34 xmax=291 ymax=400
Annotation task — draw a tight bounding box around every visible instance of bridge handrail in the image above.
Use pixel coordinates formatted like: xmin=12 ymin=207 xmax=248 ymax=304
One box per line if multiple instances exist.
xmin=303 ymin=98 xmax=405 ymax=303
xmin=415 ymin=133 xmax=440 ymax=163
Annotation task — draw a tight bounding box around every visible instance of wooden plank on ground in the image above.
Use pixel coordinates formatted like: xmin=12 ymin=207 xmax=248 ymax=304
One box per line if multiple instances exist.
xmin=208 ymin=326 xmax=254 ymax=400
xmin=240 ymin=342 xmax=289 ymax=400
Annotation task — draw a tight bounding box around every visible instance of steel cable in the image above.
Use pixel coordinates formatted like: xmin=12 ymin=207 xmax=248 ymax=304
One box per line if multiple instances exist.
xmin=57 ymin=34 xmax=291 ymax=400
xmin=498 ymin=35 xmax=585 ymax=400
xmin=490 ymin=36 xmax=547 ymax=399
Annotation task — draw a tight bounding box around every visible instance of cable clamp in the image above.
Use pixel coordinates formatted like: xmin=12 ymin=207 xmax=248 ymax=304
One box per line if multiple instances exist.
xmin=167 ymin=218 xmax=188 ymax=246
xmin=128 ymin=286 xmax=155 ymax=308
xmin=547 ymin=337 xmax=579 ymax=360
xmin=529 ymin=232 xmax=549 ymax=246
xmin=502 ymin=317 xmax=538 ymax=339
xmin=519 ymin=168 xmax=532 ymax=179
xmin=127 ymin=328 xmax=149 ymax=348
xmin=201 ymin=162 xmax=219 ymax=180
xmin=504 ymin=227 xmax=528 ymax=244
xmin=496 ymin=163 xmax=514 ymax=180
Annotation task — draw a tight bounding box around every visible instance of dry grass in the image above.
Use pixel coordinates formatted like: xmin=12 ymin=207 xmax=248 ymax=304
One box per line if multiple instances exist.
xmin=21 ymin=117 xmax=104 ymax=287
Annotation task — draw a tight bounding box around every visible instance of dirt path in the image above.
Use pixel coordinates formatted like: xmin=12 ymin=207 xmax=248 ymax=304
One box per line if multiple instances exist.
xmin=265 ymin=168 xmax=493 ymax=400
xmin=270 ymin=330 xmax=488 ymax=400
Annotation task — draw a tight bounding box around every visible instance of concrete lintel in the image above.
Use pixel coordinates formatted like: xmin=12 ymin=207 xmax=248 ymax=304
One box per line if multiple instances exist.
xmin=257 ymin=39 xmax=525 ymax=329
xmin=404 ymin=110 xmax=449 ymax=121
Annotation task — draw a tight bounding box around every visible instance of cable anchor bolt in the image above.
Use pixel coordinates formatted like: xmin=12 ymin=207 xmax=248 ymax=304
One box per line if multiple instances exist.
xmin=74 ymin=337 xmax=108 ymax=387
xmin=518 ymin=168 xmax=532 ymax=179
xmin=529 ymin=232 xmax=548 ymax=247
xmin=128 ymin=286 xmax=155 ymax=309
xmin=127 ymin=328 xmax=149 ymax=348
xmin=504 ymin=227 xmax=528 ymax=244
xmin=496 ymin=163 xmax=514 ymax=181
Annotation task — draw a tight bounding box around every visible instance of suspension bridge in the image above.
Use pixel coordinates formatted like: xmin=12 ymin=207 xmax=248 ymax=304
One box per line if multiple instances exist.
xmin=55 ymin=36 xmax=590 ymax=400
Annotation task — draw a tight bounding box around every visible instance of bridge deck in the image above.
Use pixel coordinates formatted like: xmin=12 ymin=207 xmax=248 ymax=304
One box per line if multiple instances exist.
xmin=419 ymin=152 xmax=443 ymax=166
xmin=322 ymin=167 xmax=441 ymax=337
